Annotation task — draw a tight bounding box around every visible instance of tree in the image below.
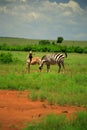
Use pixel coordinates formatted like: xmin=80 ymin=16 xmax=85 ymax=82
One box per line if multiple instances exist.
xmin=57 ymin=37 xmax=64 ymax=43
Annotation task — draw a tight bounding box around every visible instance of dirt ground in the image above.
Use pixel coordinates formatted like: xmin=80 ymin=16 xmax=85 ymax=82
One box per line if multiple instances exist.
xmin=0 ymin=90 xmax=86 ymax=130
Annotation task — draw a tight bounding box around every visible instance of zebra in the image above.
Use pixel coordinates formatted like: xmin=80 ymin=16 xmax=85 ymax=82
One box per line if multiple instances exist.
xmin=39 ymin=52 xmax=67 ymax=73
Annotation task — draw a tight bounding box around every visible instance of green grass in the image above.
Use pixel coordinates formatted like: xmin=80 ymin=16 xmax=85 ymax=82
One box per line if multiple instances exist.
xmin=23 ymin=111 xmax=87 ymax=130
xmin=0 ymin=51 xmax=87 ymax=107
xmin=0 ymin=37 xmax=39 ymax=45
xmin=62 ymin=40 xmax=87 ymax=47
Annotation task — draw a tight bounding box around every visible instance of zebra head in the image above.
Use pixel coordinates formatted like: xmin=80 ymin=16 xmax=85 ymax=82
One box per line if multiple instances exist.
xmin=39 ymin=59 xmax=46 ymax=71
xmin=39 ymin=55 xmax=46 ymax=71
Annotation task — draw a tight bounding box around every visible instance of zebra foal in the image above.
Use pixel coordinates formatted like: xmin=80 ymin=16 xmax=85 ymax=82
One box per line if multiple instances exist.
xmin=39 ymin=52 xmax=67 ymax=73
xmin=26 ymin=57 xmax=41 ymax=73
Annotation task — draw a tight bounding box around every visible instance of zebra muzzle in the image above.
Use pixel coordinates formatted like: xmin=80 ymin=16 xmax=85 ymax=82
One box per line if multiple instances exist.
xmin=39 ymin=66 xmax=41 ymax=70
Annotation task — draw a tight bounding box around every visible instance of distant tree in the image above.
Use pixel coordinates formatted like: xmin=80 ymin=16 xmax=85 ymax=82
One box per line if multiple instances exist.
xmin=57 ymin=37 xmax=64 ymax=43
xmin=39 ymin=40 xmax=50 ymax=45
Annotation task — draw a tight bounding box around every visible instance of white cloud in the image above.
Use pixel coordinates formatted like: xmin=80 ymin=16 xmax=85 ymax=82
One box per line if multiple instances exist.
xmin=59 ymin=0 xmax=83 ymax=12
xmin=0 ymin=0 xmax=87 ymax=40
xmin=63 ymin=11 xmax=72 ymax=16
xmin=23 ymin=12 xmax=42 ymax=22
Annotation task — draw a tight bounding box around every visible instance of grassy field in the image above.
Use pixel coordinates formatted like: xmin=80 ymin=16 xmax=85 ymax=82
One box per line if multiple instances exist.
xmin=0 ymin=50 xmax=87 ymax=130
xmin=0 ymin=51 xmax=87 ymax=107
xmin=62 ymin=40 xmax=87 ymax=47
xmin=0 ymin=37 xmax=87 ymax=47
xmin=0 ymin=37 xmax=39 ymax=45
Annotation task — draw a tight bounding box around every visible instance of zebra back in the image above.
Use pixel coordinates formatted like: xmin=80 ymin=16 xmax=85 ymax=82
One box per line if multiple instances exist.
xmin=41 ymin=53 xmax=65 ymax=63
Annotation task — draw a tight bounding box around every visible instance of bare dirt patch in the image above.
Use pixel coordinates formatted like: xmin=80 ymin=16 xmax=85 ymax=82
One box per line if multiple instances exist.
xmin=0 ymin=90 xmax=86 ymax=130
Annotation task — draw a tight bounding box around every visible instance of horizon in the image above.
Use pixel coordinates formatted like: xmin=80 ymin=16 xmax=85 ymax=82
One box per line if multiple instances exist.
xmin=0 ymin=36 xmax=87 ymax=42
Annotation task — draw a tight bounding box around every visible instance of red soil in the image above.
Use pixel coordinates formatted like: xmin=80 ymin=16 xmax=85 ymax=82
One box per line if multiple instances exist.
xmin=0 ymin=90 xmax=86 ymax=130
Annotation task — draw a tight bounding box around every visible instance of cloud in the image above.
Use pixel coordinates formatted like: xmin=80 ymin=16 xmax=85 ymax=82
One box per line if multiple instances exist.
xmin=0 ymin=0 xmax=87 ymax=40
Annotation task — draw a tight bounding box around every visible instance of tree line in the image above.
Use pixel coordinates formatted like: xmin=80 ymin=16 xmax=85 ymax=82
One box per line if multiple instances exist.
xmin=0 ymin=43 xmax=87 ymax=53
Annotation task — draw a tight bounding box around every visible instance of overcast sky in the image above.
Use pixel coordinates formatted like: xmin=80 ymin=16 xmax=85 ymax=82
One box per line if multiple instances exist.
xmin=0 ymin=0 xmax=87 ymax=40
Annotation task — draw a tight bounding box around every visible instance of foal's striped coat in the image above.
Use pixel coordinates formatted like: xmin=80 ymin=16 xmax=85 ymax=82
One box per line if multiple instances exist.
xmin=39 ymin=52 xmax=67 ymax=73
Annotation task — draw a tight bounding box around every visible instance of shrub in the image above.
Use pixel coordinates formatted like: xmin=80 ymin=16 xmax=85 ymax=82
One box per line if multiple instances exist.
xmin=0 ymin=43 xmax=87 ymax=53
xmin=83 ymin=47 xmax=87 ymax=53
xmin=75 ymin=46 xmax=83 ymax=53
xmin=0 ymin=52 xmax=13 ymax=63
xmin=39 ymin=40 xmax=50 ymax=45
xmin=67 ymin=46 xmax=75 ymax=53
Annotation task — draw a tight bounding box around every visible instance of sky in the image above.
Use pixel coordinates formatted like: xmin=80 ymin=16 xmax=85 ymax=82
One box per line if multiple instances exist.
xmin=0 ymin=0 xmax=87 ymax=40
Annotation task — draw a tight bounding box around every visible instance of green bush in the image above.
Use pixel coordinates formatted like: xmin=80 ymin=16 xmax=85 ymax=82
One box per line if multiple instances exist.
xmin=75 ymin=46 xmax=83 ymax=53
xmin=83 ymin=47 xmax=87 ymax=53
xmin=67 ymin=46 xmax=75 ymax=53
xmin=0 ymin=43 xmax=87 ymax=53
xmin=0 ymin=52 xmax=13 ymax=63
xmin=39 ymin=40 xmax=50 ymax=45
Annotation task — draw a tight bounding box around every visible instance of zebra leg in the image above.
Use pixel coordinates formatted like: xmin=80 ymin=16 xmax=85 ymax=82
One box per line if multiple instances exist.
xmin=61 ymin=60 xmax=65 ymax=73
xmin=61 ymin=61 xmax=65 ymax=70
xmin=47 ymin=64 xmax=50 ymax=72
xmin=58 ymin=62 xmax=61 ymax=73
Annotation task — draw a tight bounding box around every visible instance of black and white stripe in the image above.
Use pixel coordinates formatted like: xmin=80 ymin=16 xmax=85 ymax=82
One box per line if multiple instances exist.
xmin=39 ymin=52 xmax=67 ymax=73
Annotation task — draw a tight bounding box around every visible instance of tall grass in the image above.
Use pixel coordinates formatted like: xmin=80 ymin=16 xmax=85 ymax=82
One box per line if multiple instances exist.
xmin=0 ymin=51 xmax=87 ymax=107
xmin=23 ymin=111 xmax=87 ymax=130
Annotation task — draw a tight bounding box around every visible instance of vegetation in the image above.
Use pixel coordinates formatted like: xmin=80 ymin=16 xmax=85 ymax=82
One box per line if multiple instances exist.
xmin=0 ymin=43 xmax=87 ymax=53
xmin=0 ymin=51 xmax=87 ymax=107
xmin=39 ymin=40 xmax=50 ymax=45
xmin=0 ymin=37 xmax=87 ymax=53
xmin=0 ymin=52 xmax=13 ymax=63
xmin=0 ymin=37 xmax=39 ymax=45
xmin=57 ymin=37 xmax=64 ymax=43
xmin=23 ymin=112 xmax=87 ymax=130
xmin=0 ymin=37 xmax=87 ymax=130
